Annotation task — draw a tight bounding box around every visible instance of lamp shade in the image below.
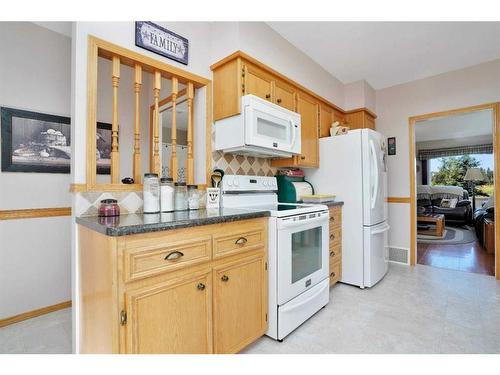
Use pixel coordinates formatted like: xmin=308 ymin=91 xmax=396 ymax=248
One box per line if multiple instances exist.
xmin=464 ymin=168 xmax=485 ymax=182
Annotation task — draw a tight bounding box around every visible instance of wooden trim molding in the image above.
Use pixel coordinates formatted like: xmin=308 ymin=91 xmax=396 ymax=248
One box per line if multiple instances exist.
xmin=387 ymin=197 xmax=411 ymax=203
xmin=0 ymin=207 xmax=71 ymax=220
xmin=0 ymin=300 xmax=72 ymax=328
xmin=409 ymin=102 xmax=500 ymax=280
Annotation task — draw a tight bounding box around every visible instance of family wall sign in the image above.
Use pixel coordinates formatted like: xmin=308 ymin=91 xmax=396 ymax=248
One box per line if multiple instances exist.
xmin=135 ymin=21 xmax=189 ymax=65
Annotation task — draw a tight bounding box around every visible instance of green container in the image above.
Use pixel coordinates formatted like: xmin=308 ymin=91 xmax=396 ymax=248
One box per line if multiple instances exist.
xmin=276 ymin=175 xmax=314 ymax=203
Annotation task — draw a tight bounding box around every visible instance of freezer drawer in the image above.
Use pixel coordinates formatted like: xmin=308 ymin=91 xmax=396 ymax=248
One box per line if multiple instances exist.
xmin=363 ymin=222 xmax=390 ymax=287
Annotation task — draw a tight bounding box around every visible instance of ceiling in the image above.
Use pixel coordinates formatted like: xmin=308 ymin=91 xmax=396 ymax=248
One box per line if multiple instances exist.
xmin=267 ymin=22 xmax=500 ymax=89
xmin=415 ymin=109 xmax=493 ymax=142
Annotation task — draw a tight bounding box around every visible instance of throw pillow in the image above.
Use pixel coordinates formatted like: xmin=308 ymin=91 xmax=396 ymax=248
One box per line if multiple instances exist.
xmin=440 ymin=198 xmax=458 ymax=208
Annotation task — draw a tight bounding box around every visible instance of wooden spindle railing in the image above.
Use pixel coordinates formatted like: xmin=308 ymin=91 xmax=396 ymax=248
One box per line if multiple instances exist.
xmin=133 ymin=64 xmax=142 ymax=183
xmin=111 ymin=56 xmax=120 ymax=184
xmin=187 ymin=82 xmax=194 ymax=184
xmin=152 ymin=71 xmax=161 ymax=175
xmin=170 ymin=77 xmax=178 ymax=181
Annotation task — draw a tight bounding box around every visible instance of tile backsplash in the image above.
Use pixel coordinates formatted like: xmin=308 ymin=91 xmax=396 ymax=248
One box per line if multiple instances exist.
xmin=212 ymin=151 xmax=277 ymax=177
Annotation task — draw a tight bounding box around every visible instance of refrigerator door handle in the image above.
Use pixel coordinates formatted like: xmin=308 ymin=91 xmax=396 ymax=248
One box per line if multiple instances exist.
xmin=370 ymin=140 xmax=379 ymax=209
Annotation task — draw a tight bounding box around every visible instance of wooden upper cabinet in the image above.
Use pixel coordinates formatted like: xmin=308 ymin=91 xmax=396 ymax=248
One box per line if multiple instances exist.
xmin=345 ymin=108 xmax=376 ymax=130
xmin=297 ymin=93 xmax=319 ymax=167
xmin=273 ymin=79 xmax=296 ymax=111
xmin=124 ymin=271 xmax=212 ymax=354
xmin=319 ymin=104 xmax=334 ymax=138
xmin=213 ymin=254 xmax=267 ymax=354
xmin=243 ymin=63 xmax=274 ymax=102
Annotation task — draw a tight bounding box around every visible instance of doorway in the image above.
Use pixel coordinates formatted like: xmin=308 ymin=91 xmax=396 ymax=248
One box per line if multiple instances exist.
xmin=409 ymin=103 xmax=500 ymax=279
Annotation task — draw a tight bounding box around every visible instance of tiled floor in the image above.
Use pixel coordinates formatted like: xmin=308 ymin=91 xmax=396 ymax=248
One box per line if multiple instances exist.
xmin=417 ymin=232 xmax=495 ymax=276
xmin=0 ymin=308 xmax=72 ymax=354
xmin=1 ymin=263 xmax=500 ymax=354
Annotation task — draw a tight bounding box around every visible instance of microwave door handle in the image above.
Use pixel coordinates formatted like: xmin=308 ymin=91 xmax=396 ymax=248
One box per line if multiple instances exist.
xmin=290 ymin=119 xmax=297 ymax=147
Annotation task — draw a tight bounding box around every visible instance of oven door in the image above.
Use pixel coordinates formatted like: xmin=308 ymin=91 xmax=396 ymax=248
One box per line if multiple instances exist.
xmin=277 ymin=211 xmax=329 ymax=305
xmin=244 ymin=97 xmax=301 ymax=155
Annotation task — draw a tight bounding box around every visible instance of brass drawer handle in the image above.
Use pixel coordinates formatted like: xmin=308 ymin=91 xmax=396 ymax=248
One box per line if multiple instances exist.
xmin=197 ymin=283 xmax=206 ymax=291
xmin=235 ymin=237 xmax=248 ymax=245
xmin=265 ymin=94 xmax=271 ymax=99
xmin=330 ymin=251 xmax=335 ymax=257
xmin=164 ymin=250 xmax=184 ymax=261
xmin=330 ymin=272 xmax=336 ymax=277
xmin=221 ymin=275 xmax=229 ymax=282
xmin=330 ymin=234 xmax=335 ymax=240
xmin=277 ymin=98 xmax=282 ymax=103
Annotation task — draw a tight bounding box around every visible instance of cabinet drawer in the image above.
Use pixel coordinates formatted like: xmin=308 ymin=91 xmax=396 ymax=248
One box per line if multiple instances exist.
xmin=329 ymin=259 xmax=341 ymax=286
xmin=329 ymin=226 xmax=342 ymax=246
xmin=213 ymin=229 xmax=266 ymax=259
xmin=329 ymin=242 xmax=341 ymax=263
xmin=329 ymin=207 xmax=342 ymax=228
xmin=124 ymin=236 xmax=212 ymax=282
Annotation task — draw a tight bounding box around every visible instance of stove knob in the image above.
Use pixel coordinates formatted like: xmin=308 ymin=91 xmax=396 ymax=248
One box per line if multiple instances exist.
xmin=263 ymin=180 xmax=268 ymax=186
xmin=227 ymin=179 xmax=233 ymax=186
xmin=233 ymin=178 xmax=239 ymax=186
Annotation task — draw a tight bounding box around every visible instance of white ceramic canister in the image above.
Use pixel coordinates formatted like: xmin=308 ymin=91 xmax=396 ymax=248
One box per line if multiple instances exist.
xmin=160 ymin=177 xmax=175 ymax=212
xmin=143 ymin=173 xmax=160 ymax=214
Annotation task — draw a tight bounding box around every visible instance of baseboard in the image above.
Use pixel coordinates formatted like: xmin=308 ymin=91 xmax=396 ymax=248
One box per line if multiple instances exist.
xmin=0 ymin=300 xmax=72 ymax=328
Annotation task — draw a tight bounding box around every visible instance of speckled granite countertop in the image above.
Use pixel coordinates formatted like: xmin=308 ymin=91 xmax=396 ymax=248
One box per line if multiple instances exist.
xmin=76 ymin=208 xmax=270 ymax=236
xmin=323 ymin=201 xmax=344 ymax=207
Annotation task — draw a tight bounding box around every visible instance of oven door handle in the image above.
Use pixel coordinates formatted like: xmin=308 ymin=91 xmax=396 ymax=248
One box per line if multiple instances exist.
xmin=279 ymin=214 xmax=328 ymax=229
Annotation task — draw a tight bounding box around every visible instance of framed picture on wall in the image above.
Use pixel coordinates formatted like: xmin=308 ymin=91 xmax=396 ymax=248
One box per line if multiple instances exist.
xmin=96 ymin=122 xmax=111 ymax=175
xmin=1 ymin=107 xmax=71 ymax=173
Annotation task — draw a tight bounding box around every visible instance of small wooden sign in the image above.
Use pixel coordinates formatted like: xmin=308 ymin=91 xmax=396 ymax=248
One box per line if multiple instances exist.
xmin=135 ymin=21 xmax=189 ymax=65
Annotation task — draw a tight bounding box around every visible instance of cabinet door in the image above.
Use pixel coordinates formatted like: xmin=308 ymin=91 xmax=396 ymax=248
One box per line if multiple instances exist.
xmin=124 ymin=271 xmax=212 ymax=354
xmin=296 ymin=93 xmax=319 ymax=167
xmin=213 ymin=254 xmax=267 ymax=354
xmin=364 ymin=112 xmax=376 ymax=129
xmin=243 ymin=63 xmax=273 ymax=102
xmin=274 ymin=80 xmax=296 ymax=111
xmin=319 ymin=104 xmax=334 ymax=138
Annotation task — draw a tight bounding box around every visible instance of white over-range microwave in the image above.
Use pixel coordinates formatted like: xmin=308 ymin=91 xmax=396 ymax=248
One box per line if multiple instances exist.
xmin=214 ymin=94 xmax=301 ymax=158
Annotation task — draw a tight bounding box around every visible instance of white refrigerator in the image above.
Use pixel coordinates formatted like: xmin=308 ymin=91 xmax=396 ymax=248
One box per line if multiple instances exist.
xmin=305 ymin=129 xmax=389 ymax=288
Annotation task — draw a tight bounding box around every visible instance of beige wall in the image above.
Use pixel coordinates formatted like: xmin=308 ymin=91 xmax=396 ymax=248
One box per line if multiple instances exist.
xmin=376 ymin=58 xmax=500 ymax=251
xmin=0 ymin=22 xmax=71 ymax=319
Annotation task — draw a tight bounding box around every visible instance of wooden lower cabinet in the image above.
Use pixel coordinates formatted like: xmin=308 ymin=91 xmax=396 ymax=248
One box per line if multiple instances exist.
xmin=328 ymin=206 xmax=343 ymax=287
xmin=213 ymin=254 xmax=267 ymax=353
xmin=124 ymin=270 xmax=212 ymax=354
xmin=79 ymin=217 xmax=268 ymax=354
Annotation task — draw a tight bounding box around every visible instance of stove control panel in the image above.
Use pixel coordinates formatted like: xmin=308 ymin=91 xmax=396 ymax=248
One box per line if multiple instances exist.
xmin=221 ymin=175 xmax=277 ymax=192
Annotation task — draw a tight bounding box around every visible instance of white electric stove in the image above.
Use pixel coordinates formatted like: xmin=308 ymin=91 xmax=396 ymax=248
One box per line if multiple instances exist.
xmin=221 ymin=175 xmax=330 ymax=341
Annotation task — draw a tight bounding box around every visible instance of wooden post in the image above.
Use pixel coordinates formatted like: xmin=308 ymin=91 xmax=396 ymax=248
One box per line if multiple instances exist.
xmin=170 ymin=77 xmax=178 ymax=181
xmin=133 ymin=64 xmax=142 ymax=183
xmin=153 ymin=71 xmax=161 ymax=175
xmin=111 ymin=56 xmax=120 ymax=184
xmin=187 ymin=82 xmax=194 ymax=184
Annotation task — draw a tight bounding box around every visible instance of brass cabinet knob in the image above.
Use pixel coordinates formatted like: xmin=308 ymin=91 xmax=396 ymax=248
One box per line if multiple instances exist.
xmin=330 ymin=251 xmax=335 ymax=257
xmin=330 ymin=272 xmax=336 ymax=277
xmin=330 ymin=217 xmax=335 ymax=222
xmin=277 ymin=98 xmax=282 ymax=103
xmin=197 ymin=283 xmax=206 ymax=291
xmin=330 ymin=234 xmax=335 ymax=240
xmin=300 ymin=155 xmax=306 ymax=160
xmin=265 ymin=94 xmax=271 ymax=99
xmin=221 ymin=275 xmax=229 ymax=282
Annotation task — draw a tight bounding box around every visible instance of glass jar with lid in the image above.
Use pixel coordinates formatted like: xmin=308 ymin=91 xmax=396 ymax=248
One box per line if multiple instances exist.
xmin=160 ymin=177 xmax=175 ymax=212
xmin=187 ymin=184 xmax=200 ymax=210
xmin=174 ymin=182 xmax=188 ymax=211
xmin=143 ymin=173 xmax=160 ymax=214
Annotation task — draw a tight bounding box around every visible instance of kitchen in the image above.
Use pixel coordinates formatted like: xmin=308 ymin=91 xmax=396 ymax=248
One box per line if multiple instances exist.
xmin=2 ymin=14 xmax=500 ymax=366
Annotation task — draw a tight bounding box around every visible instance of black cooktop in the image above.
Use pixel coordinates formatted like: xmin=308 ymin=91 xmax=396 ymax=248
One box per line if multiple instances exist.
xmin=277 ymin=204 xmax=300 ymax=211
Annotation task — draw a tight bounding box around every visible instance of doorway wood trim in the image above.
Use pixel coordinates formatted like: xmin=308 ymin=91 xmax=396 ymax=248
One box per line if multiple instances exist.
xmin=408 ymin=102 xmax=500 ymax=280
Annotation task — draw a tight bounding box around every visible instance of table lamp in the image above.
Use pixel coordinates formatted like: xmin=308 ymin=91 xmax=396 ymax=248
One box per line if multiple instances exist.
xmin=464 ymin=167 xmax=485 ymax=212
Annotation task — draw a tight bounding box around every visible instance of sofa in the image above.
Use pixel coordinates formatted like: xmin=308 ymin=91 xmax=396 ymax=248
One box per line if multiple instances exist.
xmin=417 ymin=185 xmax=472 ymax=225
xmin=473 ymin=196 xmax=494 ymax=245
